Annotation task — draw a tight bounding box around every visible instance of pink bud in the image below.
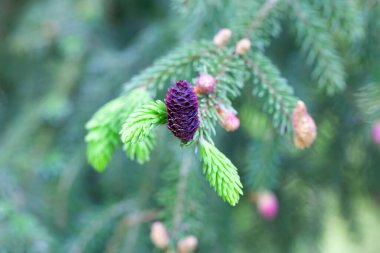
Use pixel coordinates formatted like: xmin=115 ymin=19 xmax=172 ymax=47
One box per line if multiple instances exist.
xmin=217 ymin=107 xmax=240 ymax=131
xmin=177 ymin=235 xmax=198 ymax=253
xmin=213 ymin=28 xmax=232 ymax=47
xmin=223 ymin=113 xmax=240 ymax=131
xmin=257 ymin=191 xmax=278 ymax=220
xmin=292 ymin=100 xmax=317 ymax=149
xmin=196 ymin=73 xmax=215 ymax=93
xmin=372 ymin=121 xmax=380 ymax=144
xmin=150 ymin=222 xmax=169 ymax=249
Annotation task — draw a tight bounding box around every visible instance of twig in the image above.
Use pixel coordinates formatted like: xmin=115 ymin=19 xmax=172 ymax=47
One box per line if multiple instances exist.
xmin=244 ymin=0 xmax=279 ymax=37
xmin=171 ymin=151 xmax=193 ymax=238
xmin=105 ymin=209 xmax=159 ymax=253
xmin=243 ymin=55 xmax=292 ymax=122
xmin=69 ymin=200 xmax=133 ymax=253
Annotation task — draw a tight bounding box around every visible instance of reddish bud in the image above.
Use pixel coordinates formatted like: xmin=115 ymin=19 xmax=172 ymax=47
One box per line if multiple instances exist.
xmin=217 ymin=107 xmax=240 ymax=132
xmin=257 ymin=191 xmax=278 ymax=220
xmin=196 ymin=73 xmax=215 ymax=93
xmin=292 ymin=100 xmax=317 ymax=149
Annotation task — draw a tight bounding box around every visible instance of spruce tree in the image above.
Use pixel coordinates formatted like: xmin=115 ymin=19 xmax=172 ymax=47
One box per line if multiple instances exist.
xmin=1 ymin=0 xmax=380 ymax=252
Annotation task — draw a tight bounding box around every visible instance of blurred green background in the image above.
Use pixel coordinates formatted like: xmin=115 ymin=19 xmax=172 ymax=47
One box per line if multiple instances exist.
xmin=0 ymin=0 xmax=380 ymax=252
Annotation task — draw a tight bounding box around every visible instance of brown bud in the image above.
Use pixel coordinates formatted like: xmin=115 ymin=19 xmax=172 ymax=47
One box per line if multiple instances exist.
xmin=235 ymin=38 xmax=251 ymax=55
xmin=177 ymin=235 xmax=198 ymax=253
xmin=213 ymin=28 xmax=232 ymax=47
xmin=292 ymin=100 xmax=317 ymax=149
xmin=150 ymin=222 xmax=169 ymax=249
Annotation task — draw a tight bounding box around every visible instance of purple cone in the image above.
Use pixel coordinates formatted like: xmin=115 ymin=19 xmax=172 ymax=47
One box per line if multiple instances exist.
xmin=165 ymin=80 xmax=199 ymax=142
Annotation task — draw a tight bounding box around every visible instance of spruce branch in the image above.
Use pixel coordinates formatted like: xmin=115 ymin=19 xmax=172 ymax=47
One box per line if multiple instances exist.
xmin=243 ymin=0 xmax=279 ymax=38
xmin=157 ymin=151 xmax=204 ymax=242
xmin=197 ymin=97 xmax=219 ymax=144
xmin=199 ymin=139 xmax=243 ymax=206
xmin=309 ymin=0 xmax=365 ymax=43
xmin=231 ymin=0 xmax=283 ymax=50
xmin=245 ymin=140 xmax=280 ymax=191
xmin=240 ymin=105 xmax=272 ymax=139
xmin=196 ymin=48 xmax=248 ymax=142
xmin=85 ymin=88 xmax=151 ymax=171
xmin=170 ymin=152 xmax=203 ymax=241
xmin=124 ymin=41 xmax=216 ymax=94
xmin=68 ymin=200 xmax=156 ymax=253
xmin=290 ymin=0 xmax=346 ymax=95
xmin=123 ymin=132 xmax=156 ymax=164
xmin=120 ymin=100 xmax=167 ymax=144
xmin=170 ymin=0 xmax=192 ymax=14
xmin=200 ymin=47 xmax=248 ymax=101
xmin=105 ymin=210 xmax=158 ymax=253
xmin=172 ymin=153 xmax=193 ymax=237
xmin=244 ymin=52 xmax=297 ymax=133
xmin=356 ymin=83 xmax=380 ymax=121
xmin=68 ymin=200 xmax=132 ymax=253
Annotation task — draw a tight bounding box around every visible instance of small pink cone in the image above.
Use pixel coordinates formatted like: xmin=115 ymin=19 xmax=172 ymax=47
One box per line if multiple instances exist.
xmin=257 ymin=191 xmax=278 ymax=220
xmin=196 ymin=73 xmax=215 ymax=93
xmin=372 ymin=121 xmax=380 ymax=144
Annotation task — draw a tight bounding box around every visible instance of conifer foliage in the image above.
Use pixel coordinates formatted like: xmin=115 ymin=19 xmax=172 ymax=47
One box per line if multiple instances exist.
xmin=82 ymin=1 xmax=378 ymax=250
xmin=1 ymin=0 xmax=380 ymax=252
xmin=86 ymin=0 xmax=319 ymax=207
xmin=86 ymin=88 xmax=152 ymax=171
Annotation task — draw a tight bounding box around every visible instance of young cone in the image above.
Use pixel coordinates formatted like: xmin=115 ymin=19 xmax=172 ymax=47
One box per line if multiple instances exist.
xmin=165 ymin=80 xmax=200 ymax=142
